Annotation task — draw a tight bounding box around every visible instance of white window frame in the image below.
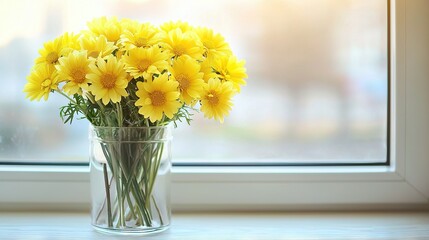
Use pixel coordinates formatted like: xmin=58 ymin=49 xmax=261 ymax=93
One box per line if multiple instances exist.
xmin=1 ymin=0 xmax=428 ymax=211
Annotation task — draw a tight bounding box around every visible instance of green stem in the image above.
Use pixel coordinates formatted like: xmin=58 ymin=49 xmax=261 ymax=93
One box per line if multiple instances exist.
xmin=146 ymin=141 xmax=164 ymax=220
xmin=152 ymin=195 xmax=164 ymax=225
xmin=131 ymin=180 xmax=153 ymax=225
xmin=56 ymin=90 xmax=90 ymax=118
xmin=103 ymin=164 xmax=113 ymax=228
xmin=116 ymin=171 xmax=126 ymax=228
xmin=95 ymin=101 xmax=112 ymax=127
xmin=116 ymin=102 xmax=123 ymax=127
xmin=56 ymin=90 xmax=73 ymax=101
xmin=145 ymin=143 xmax=159 ymax=206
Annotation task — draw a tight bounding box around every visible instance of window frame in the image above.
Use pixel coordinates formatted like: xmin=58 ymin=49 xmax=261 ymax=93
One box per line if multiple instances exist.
xmin=1 ymin=0 xmax=429 ymax=211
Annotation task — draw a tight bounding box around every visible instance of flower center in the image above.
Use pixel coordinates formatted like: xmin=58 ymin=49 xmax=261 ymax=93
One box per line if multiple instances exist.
xmin=46 ymin=52 xmax=59 ymax=64
xmin=100 ymin=73 xmax=116 ymax=89
xmin=150 ymin=90 xmax=166 ymax=106
xmin=71 ymin=68 xmax=86 ymax=83
xmin=207 ymin=92 xmax=219 ymax=105
xmin=137 ymin=59 xmax=151 ymax=72
xmin=135 ymin=37 xmax=148 ymax=47
xmin=175 ymin=74 xmax=190 ymax=90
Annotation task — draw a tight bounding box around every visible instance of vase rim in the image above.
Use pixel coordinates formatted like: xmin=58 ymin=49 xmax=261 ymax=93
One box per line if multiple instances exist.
xmin=89 ymin=123 xmax=172 ymax=142
xmin=90 ymin=123 xmax=172 ymax=130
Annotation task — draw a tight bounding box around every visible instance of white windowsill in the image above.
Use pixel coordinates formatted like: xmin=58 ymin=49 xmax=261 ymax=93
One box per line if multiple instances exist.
xmin=1 ymin=211 xmax=428 ymax=239
xmin=1 ymin=164 xmax=428 ymax=212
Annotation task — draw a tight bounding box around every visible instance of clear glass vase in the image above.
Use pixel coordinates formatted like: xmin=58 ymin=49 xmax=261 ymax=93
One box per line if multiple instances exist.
xmin=89 ymin=125 xmax=171 ymax=235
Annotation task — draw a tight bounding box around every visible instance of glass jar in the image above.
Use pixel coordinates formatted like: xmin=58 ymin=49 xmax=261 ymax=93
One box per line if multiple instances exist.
xmin=89 ymin=125 xmax=171 ymax=235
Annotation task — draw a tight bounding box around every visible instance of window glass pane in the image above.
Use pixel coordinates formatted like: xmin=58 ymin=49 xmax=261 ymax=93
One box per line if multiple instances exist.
xmin=0 ymin=0 xmax=387 ymax=164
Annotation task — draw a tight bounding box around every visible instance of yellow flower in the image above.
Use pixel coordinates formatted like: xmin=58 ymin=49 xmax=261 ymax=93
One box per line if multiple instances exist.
xmin=35 ymin=37 xmax=63 ymax=66
xmin=56 ymin=50 xmax=91 ymax=95
xmin=212 ymin=55 xmax=248 ymax=92
xmin=87 ymin=17 xmax=122 ymax=43
xmin=123 ymin=46 xmax=169 ymax=79
xmin=120 ymin=23 xmax=164 ymax=50
xmin=61 ymin=32 xmax=81 ymax=53
xmin=135 ymin=73 xmax=181 ymax=123
xmin=35 ymin=33 xmax=80 ymax=67
xmin=79 ymin=34 xmax=117 ymax=59
xmin=24 ymin=64 xmax=59 ymax=101
xmin=160 ymin=20 xmax=193 ymax=33
xmin=87 ymin=56 xmax=128 ymax=105
xmin=170 ymin=56 xmax=204 ymax=105
xmin=200 ymin=60 xmax=215 ymax=82
xmin=200 ymin=78 xmax=234 ymax=123
xmin=163 ymin=29 xmax=204 ymax=60
xmin=120 ymin=18 xmax=140 ymax=33
xmin=195 ymin=27 xmax=232 ymax=62
xmin=115 ymin=48 xmax=126 ymax=60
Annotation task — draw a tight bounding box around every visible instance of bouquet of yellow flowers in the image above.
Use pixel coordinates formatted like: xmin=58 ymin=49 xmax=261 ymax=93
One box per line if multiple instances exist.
xmin=24 ymin=17 xmax=247 ymax=126
xmin=23 ymin=17 xmax=247 ymax=234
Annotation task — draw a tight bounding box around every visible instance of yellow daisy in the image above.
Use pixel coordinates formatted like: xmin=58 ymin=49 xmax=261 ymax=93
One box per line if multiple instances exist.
xmin=200 ymin=78 xmax=234 ymax=123
xmin=212 ymin=55 xmax=248 ymax=92
xmin=87 ymin=17 xmax=122 ymax=43
xmin=122 ymin=46 xmax=169 ymax=79
xmin=56 ymin=50 xmax=91 ymax=95
xmin=35 ymin=37 xmax=63 ymax=66
xmin=61 ymin=32 xmax=81 ymax=53
xmin=120 ymin=23 xmax=164 ymax=50
xmin=79 ymin=34 xmax=117 ymax=59
xmin=162 ymin=29 xmax=204 ymax=60
xmin=135 ymin=73 xmax=181 ymax=123
xmin=170 ymin=55 xmax=204 ymax=105
xmin=35 ymin=32 xmax=82 ymax=67
xmin=195 ymin=27 xmax=232 ymax=62
xmin=160 ymin=20 xmax=193 ymax=33
xmin=120 ymin=18 xmax=140 ymax=33
xmin=24 ymin=64 xmax=59 ymax=101
xmin=87 ymin=56 xmax=128 ymax=105
xmin=200 ymin=59 xmax=216 ymax=82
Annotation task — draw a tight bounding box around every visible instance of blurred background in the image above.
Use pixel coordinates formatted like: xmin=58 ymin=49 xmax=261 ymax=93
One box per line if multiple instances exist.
xmin=0 ymin=0 xmax=388 ymax=164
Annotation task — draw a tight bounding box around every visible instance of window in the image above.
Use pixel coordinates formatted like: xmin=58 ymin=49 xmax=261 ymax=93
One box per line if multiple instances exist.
xmin=1 ymin=0 xmax=428 ymax=211
xmin=2 ymin=0 xmax=388 ymax=165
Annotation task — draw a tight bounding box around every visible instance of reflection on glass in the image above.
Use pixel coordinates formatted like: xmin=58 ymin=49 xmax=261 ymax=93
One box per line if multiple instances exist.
xmin=0 ymin=0 xmax=387 ymax=163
